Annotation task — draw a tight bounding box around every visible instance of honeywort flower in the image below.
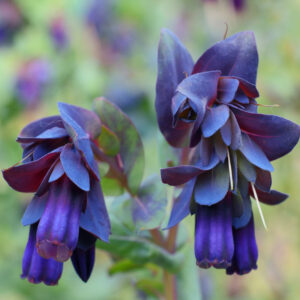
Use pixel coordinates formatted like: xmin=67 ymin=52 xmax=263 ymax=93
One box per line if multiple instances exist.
xmin=49 ymin=16 xmax=69 ymax=51
xmin=2 ymin=102 xmax=110 ymax=284
xmin=156 ymin=29 xmax=300 ymax=274
xmin=203 ymin=0 xmax=246 ymax=12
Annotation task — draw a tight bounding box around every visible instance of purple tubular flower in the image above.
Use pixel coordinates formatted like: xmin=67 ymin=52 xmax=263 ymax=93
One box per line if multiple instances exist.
xmin=21 ymin=225 xmax=63 ymax=285
xmin=2 ymin=102 xmax=111 ymax=284
xmin=227 ymin=216 xmax=258 ymax=275
xmin=49 ymin=16 xmax=69 ymax=51
xmin=195 ymin=196 xmax=234 ymax=269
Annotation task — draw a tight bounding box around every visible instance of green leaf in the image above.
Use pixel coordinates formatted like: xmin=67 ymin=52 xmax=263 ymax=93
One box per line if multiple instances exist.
xmin=98 ymin=125 xmax=120 ymax=156
xmin=101 ymin=177 xmax=124 ymax=196
xmin=98 ymin=161 xmax=110 ymax=177
xmin=93 ymin=97 xmax=145 ymax=194
xmin=132 ymin=176 xmax=167 ymax=231
xmin=108 ymin=259 xmax=144 ymax=275
xmin=136 ymin=279 xmax=164 ymax=297
xmin=96 ymin=235 xmax=182 ymax=273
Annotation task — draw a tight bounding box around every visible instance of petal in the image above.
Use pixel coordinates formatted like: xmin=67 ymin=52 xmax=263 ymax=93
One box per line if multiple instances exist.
xmin=193 ymin=31 xmax=258 ymax=85
xmin=71 ymin=246 xmax=95 ymax=282
xmin=2 ymin=150 xmax=60 ymax=193
xmin=166 ymin=178 xmax=196 ymax=229
xmin=218 ymin=77 xmax=239 ymax=104
xmin=255 ymin=168 xmax=271 ymax=192
xmin=232 ymin=107 xmax=300 ymax=161
xmin=22 ymin=193 xmax=48 ymax=226
xmin=36 ymin=177 xmax=84 ymax=262
xmin=195 ymin=197 xmax=234 ymax=269
xmin=17 ymin=127 xmax=68 ymax=143
xmin=76 ymin=229 xmax=97 ymax=251
xmin=237 ymin=152 xmax=256 ymax=182
xmin=250 ymin=188 xmax=288 ymax=205
xmin=194 ymin=163 xmax=229 ymax=206
xmin=49 ymin=161 xmax=65 ymax=183
xmin=214 ymin=133 xmax=227 ymax=162
xmin=202 ymin=105 xmax=230 ymax=138
xmin=60 ymin=144 xmax=90 ymax=192
xmin=21 ymin=225 xmax=63 ymax=285
xmin=232 ymin=194 xmax=252 ymax=229
xmin=161 ymin=165 xmax=203 ymax=186
xmin=220 ymin=118 xmax=232 ymax=146
xmin=80 ymin=179 xmax=111 ymax=242
xmin=58 ymin=102 xmax=102 ymax=139
xmin=230 ymin=111 xmax=242 ymax=150
xmin=227 ymin=216 xmax=258 ymax=275
xmin=155 ymin=28 xmax=194 ymax=147
xmin=18 ymin=116 xmax=64 ymax=140
xmin=239 ymin=133 xmax=274 ymax=172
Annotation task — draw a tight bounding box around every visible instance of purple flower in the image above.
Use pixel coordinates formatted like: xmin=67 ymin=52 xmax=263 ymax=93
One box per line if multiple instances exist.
xmin=2 ymin=102 xmax=110 ymax=284
xmin=0 ymin=0 xmax=24 ymax=46
xmin=203 ymin=0 xmax=246 ymax=12
xmin=156 ymin=29 xmax=300 ymax=274
xmin=15 ymin=59 xmax=53 ymax=108
xmin=49 ymin=16 xmax=69 ymax=51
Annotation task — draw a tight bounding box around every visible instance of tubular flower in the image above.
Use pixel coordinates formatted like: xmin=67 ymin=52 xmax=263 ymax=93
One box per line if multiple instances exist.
xmin=156 ymin=29 xmax=300 ymax=274
xmin=2 ymin=102 xmax=110 ymax=284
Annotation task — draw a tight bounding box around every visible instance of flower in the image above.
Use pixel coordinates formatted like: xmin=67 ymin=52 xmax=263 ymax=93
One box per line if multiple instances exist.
xmin=2 ymin=102 xmax=110 ymax=284
xmin=15 ymin=59 xmax=53 ymax=108
xmin=49 ymin=15 xmax=69 ymax=51
xmin=156 ymin=29 xmax=300 ymax=274
xmin=203 ymin=0 xmax=246 ymax=12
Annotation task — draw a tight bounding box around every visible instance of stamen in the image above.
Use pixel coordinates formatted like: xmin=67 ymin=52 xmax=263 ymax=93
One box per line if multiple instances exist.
xmin=183 ymin=71 xmax=188 ymax=78
xmin=251 ymin=182 xmax=268 ymax=230
xmin=254 ymin=103 xmax=280 ymax=108
xmin=12 ymin=150 xmax=34 ymax=167
xmin=226 ymin=148 xmax=234 ymax=190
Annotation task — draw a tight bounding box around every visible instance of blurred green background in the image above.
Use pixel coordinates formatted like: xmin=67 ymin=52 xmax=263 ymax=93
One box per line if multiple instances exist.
xmin=0 ymin=0 xmax=299 ymax=299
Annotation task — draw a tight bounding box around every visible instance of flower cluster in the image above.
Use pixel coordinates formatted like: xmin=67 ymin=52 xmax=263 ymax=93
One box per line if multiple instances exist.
xmin=2 ymin=102 xmax=110 ymax=285
xmin=156 ymin=29 xmax=300 ymax=274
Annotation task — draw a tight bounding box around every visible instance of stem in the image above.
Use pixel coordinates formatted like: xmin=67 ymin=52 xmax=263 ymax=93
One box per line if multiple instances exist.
xmin=164 ymin=271 xmax=177 ymax=300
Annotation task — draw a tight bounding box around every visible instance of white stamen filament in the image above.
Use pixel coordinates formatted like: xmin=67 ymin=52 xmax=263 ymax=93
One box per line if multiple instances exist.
xmin=227 ymin=148 xmax=234 ymax=190
xmin=251 ymin=182 xmax=268 ymax=231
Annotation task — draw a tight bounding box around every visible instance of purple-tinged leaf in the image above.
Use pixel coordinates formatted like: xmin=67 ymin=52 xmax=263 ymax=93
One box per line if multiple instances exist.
xmin=255 ymin=168 xmax=271 ymax=192
xmin=232 ymin=107 xmax=300 ymax=161
xmin=193 ymin=31 xmax=258 ymax=85
xmin=218 ymin=77 xmax=239 ymax=104
xmin=80 ymin=179 xmax=111 ymax=242
xmin=176 ymin=71 xmax=221 ymax=136
xmin=214 ymin=133 xmax=227 ymax=162
xmin=239 ymin=133 xmax=274 ymax=172
xmin=155 ymin=28 xmax=194 ymax=147
xmin=60 ymin=144 xmax=90 ymax=192
xmin=235 ymin=90 xmax=249 ymax=104
xmin=230 ymin=111 xmax=241 ymax=150
xmin=58 ymin=102 xmax=102 ymax=139
xmin=232 ymin=77 xmax=259 ymax=98
xmin=166 ymin=178 xmax=196 ymax=229
xmin=237 ymin=152 xmax=256 ymax=182
xmin=194 ymin=151 xmax=220 ymax=170
xmin=18 ymin=116 xmax=64 ymax=141
xmin=250 ymin=188 xmax=288 ymax=205
xmin=17 ymin=127 xmax=68 ymax=143
xmin=93 ymin=98 xmax=144 ymax=195
xmin=194 ymin=163 xmax=229 ymax=206
xmin=202 ymin=105 xmax=230 ymax=138
xmin=2 ymin=150 xmax=60 ymax=193
xmin=77 ymin=229 xmax=97 ymax=251
xmin=22 ymin=193 xmax=48 ymax=226
xmin=238 ymin=173 xmax=249 ymax=201
xmin=232 ymin=192 xmax=243 ymax=218
xmin=161 ymin=165 xmax=203 ymax=186
xmin=220 ymin=118 xmax=232 ymax=146
xmin=231 ymin=150 xmax=238 ymax=192
xmin=49 ymin=161 xmax=64 ymax=182
xmin=98 ymin=125 xmax=120 ymax=156
xmin=132 ymin=176 xmax=167 ymax=230
xmin=232 ymin=195 xmax=252 ymax=229
xmin=198 ymin=136 xmax=213 ymax=166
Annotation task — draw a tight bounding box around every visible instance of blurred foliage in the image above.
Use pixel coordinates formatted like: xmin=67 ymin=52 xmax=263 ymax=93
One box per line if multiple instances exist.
xmin=0 ymin=0 xmax=299 ymax=299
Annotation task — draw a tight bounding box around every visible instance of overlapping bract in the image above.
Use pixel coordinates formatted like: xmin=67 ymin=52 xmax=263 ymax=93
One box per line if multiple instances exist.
xmin=156 ymin=29 xmax=300 ymax=275
xmin=2 ymin=102 xmax=110 ymax=285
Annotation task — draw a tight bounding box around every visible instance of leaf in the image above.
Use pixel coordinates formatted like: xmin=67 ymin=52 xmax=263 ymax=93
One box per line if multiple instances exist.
xmin=232 ymin=194 xmax=252 ymax=229
xmin=193 ymin=31 xmax=259 ymax=85
xmin=97 ymin=125 xmax=120 ymax=156
xmin=155 ymin=28 xmax=194 ymax=147
xmin=237 ymin=152 xmax=256 ymax=182
xmin=132 ymin=176 xmax=167 ymax=231
xmin=108 ymin=259 xmax=144 ymax=275
xmin=250 ymin=188 xmax=288 ymax=206
xmin=17 ymin=127 xmax=68 ymax=143
xmin=96 ymin=235 xmax=182 ymax=273
xmin=101 ymin=177 xmax=124 ymax=196
xmin=218 ymin=77 xmax=239 ymax=104
xmin=93 ymin=97 xmax=145 ymax=194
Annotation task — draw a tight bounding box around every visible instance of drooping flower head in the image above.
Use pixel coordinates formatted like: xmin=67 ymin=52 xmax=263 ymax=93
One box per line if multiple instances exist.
xmin=156 ymin=29 xmax=300 ymax=274
xmin=3 ymin=102 xmax=110 ymax=284
xmin=15 ymin=59 xmax=53 ymax=109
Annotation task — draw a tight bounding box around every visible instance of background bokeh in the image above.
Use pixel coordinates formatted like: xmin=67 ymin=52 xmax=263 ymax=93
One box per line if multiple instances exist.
xmin=0 ymin=0 xmax=299 ymax=299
